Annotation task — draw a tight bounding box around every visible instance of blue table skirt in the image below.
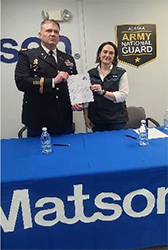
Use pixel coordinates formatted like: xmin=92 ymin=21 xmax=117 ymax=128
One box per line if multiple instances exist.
xmin=1 ymin=128 xmax=168 ymax=249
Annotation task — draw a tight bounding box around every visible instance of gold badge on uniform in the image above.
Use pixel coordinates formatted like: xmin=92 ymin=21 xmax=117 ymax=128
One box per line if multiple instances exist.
xmin=20 ymin=48 xmax=28 ymax=52
xmin=31 ymin=58 xmax=40 ymax=71
xmin=33 ymin=59 xmax=38 ymax=65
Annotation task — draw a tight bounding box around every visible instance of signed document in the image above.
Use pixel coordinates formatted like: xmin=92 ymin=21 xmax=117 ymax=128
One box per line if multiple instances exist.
xmin=67 ymin=73 xmax=94 ymax=105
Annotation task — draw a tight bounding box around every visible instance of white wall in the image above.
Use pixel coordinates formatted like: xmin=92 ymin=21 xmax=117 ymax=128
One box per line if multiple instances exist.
xmin=82 ymin=0 xmax=168 ymax=123
xmin=1 ymin=0 xmax=168 ymax=139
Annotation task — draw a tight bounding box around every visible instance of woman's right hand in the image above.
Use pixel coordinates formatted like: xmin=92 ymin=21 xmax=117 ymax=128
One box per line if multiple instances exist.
xmin=90 ymin=84 xmax=103 ymax=95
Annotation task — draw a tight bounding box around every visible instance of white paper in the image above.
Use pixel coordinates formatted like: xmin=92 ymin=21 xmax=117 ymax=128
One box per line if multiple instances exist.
xmin=67 ymin=73 xmax=94 ymax=105
xmin=134 ymin=127 xmax=168 ymax=139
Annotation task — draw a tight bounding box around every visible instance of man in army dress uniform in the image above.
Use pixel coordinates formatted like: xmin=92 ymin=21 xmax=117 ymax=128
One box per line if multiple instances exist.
xmin=15 ymin=19 xmax=83 ymax=137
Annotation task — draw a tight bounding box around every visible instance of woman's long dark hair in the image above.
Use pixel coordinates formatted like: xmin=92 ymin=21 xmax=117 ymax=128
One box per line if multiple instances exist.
xmin=95 ymin=41 xmax=118 ymax=66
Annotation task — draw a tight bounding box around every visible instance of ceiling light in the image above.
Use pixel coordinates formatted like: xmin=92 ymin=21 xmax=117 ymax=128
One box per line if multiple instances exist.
xmin=42 ymin=9 xmax=72 ymax=22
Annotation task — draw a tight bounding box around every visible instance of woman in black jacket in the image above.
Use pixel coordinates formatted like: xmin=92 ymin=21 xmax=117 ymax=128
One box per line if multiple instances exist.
xmin=83 ymin=41 xmax=129 ymax=132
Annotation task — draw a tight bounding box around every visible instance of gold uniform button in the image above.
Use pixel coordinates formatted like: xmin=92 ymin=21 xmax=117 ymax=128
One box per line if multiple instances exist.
xmin=56 ymin=96 xmax=59 ymax=99
xmin=56 ymin=87 xmax=59 ymax=90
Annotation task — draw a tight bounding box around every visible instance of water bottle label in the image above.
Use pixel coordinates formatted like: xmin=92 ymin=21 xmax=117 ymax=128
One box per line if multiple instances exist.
xmin=164 ymin=118 xmax=168 ymax=130
xmin=41 ymin=131 xmax=52 ymax=154
xmin=139 ymin=124 xmax=148 ymax=146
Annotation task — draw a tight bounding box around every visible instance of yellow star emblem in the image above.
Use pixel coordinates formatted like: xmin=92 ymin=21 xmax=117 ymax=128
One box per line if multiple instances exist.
xmin=135 ymin=57 xmax=141 ymax=63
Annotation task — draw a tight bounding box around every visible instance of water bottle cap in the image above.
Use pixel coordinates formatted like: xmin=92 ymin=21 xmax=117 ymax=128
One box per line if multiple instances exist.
xmin=42 ymin=127 xmax=47 ymax=131
xmin=141 ymin=119 xmax=146 ymax=124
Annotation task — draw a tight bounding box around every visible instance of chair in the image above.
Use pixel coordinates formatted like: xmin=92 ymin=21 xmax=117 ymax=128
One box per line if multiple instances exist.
xmin=18 ymin=125 xmax=27 ymax=138
xmin=125 ymin=106 xmax=160 ymax=129
xmin=18 ymin=123 xmax=76 ymax=138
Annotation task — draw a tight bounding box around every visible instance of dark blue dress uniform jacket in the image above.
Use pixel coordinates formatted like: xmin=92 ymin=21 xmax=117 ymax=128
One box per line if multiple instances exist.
xmin=15 ymin=46 xmax=77 ymax=131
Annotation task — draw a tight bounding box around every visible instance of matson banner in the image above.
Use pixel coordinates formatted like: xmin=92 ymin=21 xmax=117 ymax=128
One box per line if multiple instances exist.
xmin=116 ymin=24 xmax=157 ymax=68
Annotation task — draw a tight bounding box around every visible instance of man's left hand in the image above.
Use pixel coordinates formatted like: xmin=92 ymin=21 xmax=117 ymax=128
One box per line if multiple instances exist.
xmin=72 ymin=103 xmax=83 ymax=111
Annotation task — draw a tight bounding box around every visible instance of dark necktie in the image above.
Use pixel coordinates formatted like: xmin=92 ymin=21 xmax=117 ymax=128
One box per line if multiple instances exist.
xmin=48 ymin=50 xmax=57 ymax=66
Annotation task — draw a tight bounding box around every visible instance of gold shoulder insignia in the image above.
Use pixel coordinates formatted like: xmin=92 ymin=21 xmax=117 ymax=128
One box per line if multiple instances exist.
xmin=20 ymin=48 xmax=28 ymax=52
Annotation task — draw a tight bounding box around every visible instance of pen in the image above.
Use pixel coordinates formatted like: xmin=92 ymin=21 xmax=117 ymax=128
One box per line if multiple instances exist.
xmin=52 ymin=143 xmax=70 ymax=146
xmin=125 ymin=134 xmax=137 ymax=140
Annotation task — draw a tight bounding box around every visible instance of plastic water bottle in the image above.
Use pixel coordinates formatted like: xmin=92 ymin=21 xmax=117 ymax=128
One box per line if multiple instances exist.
xmin=163 ymin=109 xmax=168 ymax=130
xmin=41 ymin=127 xmax=52 ymax=154
xmin=139 ymin=120 xmax=149 ymax=146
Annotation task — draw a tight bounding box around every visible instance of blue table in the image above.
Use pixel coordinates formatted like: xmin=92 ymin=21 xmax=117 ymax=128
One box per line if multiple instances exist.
xmin=1 ymin=128 xmax=168 ymax=249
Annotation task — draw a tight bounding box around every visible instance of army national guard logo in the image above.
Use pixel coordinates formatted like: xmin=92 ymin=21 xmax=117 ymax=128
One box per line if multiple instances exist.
xmin=116 ymin=24 xmax=157 ymax=67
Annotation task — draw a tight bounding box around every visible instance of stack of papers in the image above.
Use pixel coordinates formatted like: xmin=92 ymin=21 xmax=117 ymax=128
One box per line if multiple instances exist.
xmin=134 ymin=128 xmax=168 ymax=139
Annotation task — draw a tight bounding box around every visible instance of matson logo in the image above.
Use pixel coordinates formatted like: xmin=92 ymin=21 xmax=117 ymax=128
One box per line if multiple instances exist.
xmin=0 ymin=184 xmax=167 ymax=233
xmin=0 ymin=36 xmax=72 ymax=64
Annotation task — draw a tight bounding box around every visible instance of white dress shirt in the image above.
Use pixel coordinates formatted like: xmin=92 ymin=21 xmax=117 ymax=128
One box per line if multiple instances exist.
xmin=83 ymin=65 xmax=129 ymax=108
xmin=41 ymin=44 xmax=57 ymax=88
xmin=41 ymin=44 xmax=57 ymax=62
